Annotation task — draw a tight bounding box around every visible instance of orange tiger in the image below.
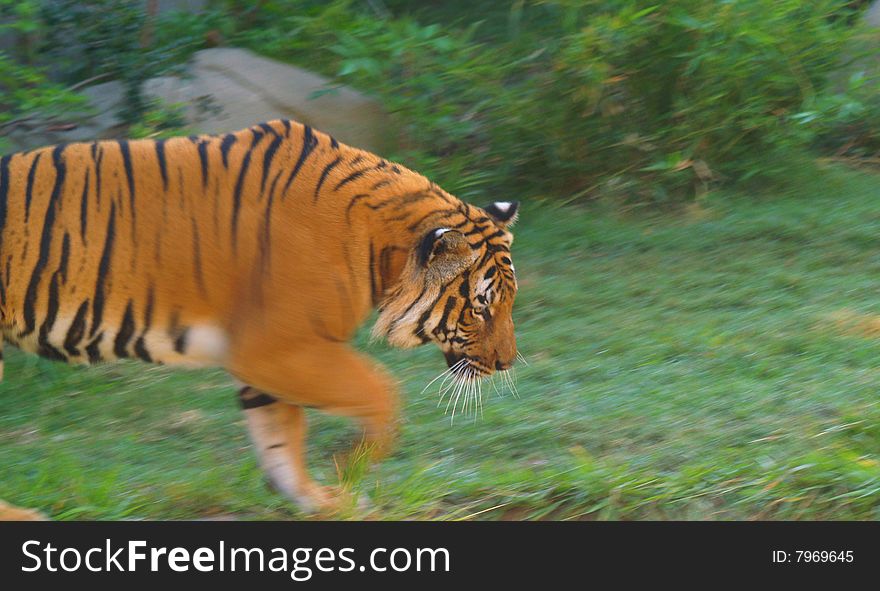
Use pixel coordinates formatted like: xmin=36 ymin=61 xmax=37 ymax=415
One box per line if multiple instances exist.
xmin=0 ymin=119 xmax=519 ymax=518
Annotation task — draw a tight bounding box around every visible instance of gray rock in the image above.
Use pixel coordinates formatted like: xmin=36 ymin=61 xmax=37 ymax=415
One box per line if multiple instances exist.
xmin=866 ymin=1 xmax=880 ymax=27
xmin=5 ymin=48 xmax=392 ymax=155
xmin=162 ymin=48 xmax=393 ymax=154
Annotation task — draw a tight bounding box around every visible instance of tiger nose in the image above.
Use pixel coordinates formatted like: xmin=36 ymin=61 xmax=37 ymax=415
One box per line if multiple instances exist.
xmin=495 ymin=359 xmax=513 ymax=371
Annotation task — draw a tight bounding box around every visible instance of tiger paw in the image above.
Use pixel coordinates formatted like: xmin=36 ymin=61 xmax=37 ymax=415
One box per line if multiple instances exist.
xmin=296 ymin=483 xmax=368 ymax=517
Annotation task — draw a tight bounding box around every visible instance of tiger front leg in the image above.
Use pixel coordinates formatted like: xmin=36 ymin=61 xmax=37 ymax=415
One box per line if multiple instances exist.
xmin=237 ymin=389 xmax=339 ymax=513
xmin=232 ymin=343 xmax=399 ymax=514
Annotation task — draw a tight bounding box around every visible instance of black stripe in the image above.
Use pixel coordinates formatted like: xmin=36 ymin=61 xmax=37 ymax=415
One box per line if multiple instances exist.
xmin=415 ymin=294 xmax=442 ymax=344
xmin=313 ymin=156 xmax=342 ymax=202
xmin=220 ymin=133 xmax=236 ymax=168
xmin=459 ymin=270 xmax=472 ymax=298
xmin=333 ymin=167 xmax=370 ymax=192
xmin=280 ymin=125 xmax=318 ymax=197
xmin=393 ymin=285 xmax=428 ymax=331
xmin=133 ymin=338 xmax=153 ymax=362
xmin=259 ymin=171 xmax=283 ymax=274
xmin=133 ymin=285 xmax=154 ymax=363
xmin=437 ymin=295 xmax=459 ymax=333
xmin=369 ymin=241 xmax=378 ymax=304
xmin=379 ymin=246 xmax=400 ymax=292
xmin=63 ymin=299 xmax=90 ymax=357
xmin=85 ymin=333 xmax=103 ymax=363
xmin=118 ymin=140 xmax=136 ymax=220
xmin=258 ymin=122 xmax=277 ymax=137
xmin=173 ymin=327 xmax=189 ymax=354
xmin=78 ymin=169 xmax=90 ymax=244
xmin=197 ymin=140 xmax=209 ymax=189
xmin=345 ymin=194 xmax=371 ymax=224
xmin=260 ymin=132 xmax=284 ymax=194
xmin=353 ymin=191 xmax=429 ymax=224
xmin=155 ymin=139 xmax=168 ymax=190
xmin=37 ymin=233 xmax=71 ymax=360
xmin=0 ymin=155 xmax=11 ymax=248
xmin=330 ymin=136 xmax=339 ymax=149
xmin=89 ymin=202 xmax=116 ymax=337
xmin=281 ymin=119 xmax=291 ymax=137
xmin=58 ymin=231 xmax=70 ymax=283
xmin=237 ymin=388 xmax=277 ymax=410
xmin=21 ymin=145 xmax=66 ymax=337
xmin=114 ymin=299 xmax=136 ymax=358
xmin=220 ymin=134 xmax=236 ymax=168
xmin=93 ymin=143 xmax=103 ymax=206
xmin=191 ymin=216 xmax=206 ymax=296
xmin=406 ymin=208 xmax=460 ymax=232
xmin=24 ymin=152 xmax=43 ymax=223
xmin=230 ymin=145 xmax=253 ymax=251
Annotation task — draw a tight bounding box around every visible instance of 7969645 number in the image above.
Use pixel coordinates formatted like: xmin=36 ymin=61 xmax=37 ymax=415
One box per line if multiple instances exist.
xmin=795 ymin=550 xmax=853 ymax=563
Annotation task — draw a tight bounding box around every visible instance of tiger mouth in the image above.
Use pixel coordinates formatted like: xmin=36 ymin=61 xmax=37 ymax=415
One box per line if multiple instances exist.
xmin=443 ymin=352 xmax=492 ymax=377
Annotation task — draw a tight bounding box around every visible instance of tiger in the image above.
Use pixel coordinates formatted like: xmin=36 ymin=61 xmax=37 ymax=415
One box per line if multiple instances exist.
xmin=0 ymin=119 xmax=520 ymax=519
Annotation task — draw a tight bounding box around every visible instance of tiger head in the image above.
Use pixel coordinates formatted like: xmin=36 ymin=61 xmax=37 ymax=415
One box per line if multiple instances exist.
xmin=373 ymin=201 xmax=519 ymax=379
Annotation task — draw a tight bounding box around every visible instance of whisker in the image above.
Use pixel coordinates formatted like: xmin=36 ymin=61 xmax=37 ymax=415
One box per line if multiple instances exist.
xmin=433 ymin=359 xmax=466 ymax=406
xmin=501 ymin=368 xmax=518 ymax=399
xmin=516 ymin=350 xmax=529 ymax=366
xmin=451 ymin=367 xmax=473 ymax=423
xmin=437 ymin=361 xmax=466 ymax=406
xmin=446 ymin=369 xmax=467 ymax=418
xmin=438 ymin=373 xmax=458 ymax=407
xmin=476 ymin=376 xmax=484 ymax=422
xmin=421 ymin=361 xmax=458 ymax=396
xmin=509 ymin=367 xmax=520 ymax=399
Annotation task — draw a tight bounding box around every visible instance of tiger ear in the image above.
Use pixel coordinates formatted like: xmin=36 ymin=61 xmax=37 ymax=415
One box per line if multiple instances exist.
xmin=484 ymin=201 xmax=519 ymax=227
xmin=417 ymin=228 xmax=469 ymax=267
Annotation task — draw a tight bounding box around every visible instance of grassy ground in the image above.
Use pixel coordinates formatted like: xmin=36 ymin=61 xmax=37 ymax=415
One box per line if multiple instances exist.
xmin=2 ymin=162 xmax=880 ymax=520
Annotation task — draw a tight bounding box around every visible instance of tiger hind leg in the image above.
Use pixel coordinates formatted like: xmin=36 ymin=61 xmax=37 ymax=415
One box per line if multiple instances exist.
xmin=0 ymin=499 xmax=47 ymax=521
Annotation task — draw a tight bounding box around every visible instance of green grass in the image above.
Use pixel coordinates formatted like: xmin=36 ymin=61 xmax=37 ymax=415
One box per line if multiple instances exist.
xmin=3 ymin=162 xmax=880 ymax=520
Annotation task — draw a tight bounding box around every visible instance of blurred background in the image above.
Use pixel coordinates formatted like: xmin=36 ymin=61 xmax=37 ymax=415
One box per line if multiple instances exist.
xmin=2 ymin=0 xmax=880 ymax=520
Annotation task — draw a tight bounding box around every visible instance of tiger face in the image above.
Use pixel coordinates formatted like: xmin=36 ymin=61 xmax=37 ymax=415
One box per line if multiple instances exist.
xmin=373 ymin=201 xmax=519 ymax=378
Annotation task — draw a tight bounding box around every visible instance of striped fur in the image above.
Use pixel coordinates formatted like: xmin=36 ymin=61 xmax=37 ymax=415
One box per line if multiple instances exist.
xmin=0 ymin=119 xmax=519 ymax=516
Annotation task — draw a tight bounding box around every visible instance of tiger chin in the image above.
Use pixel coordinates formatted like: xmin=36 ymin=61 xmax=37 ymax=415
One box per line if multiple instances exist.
xmin=0 ymin=119 xmax=519 ymax=519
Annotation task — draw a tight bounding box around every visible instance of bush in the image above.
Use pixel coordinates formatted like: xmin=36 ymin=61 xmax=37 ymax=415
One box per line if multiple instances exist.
xmin=800 ymin=70 xmax=880 ymax=160
xmin=38 ymin=0 xmax=216 ymax=124
xmin=0 ymin=0 xmax=87 ymax=152
xmin=5 ymin=0 xmax=876 ymax=201
xmin=228 ymin=0 xmax=871 ymax=202
xmin=523 ymin=0 xmax=869 ymax=199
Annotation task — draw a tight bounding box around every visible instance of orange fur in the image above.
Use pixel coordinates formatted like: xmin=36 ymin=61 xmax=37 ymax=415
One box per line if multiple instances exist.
xmin=0 ymin=120 xmax=519 ymax=515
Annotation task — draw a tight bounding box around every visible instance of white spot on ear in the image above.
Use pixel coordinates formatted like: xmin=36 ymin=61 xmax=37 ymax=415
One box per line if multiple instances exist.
xmin=494 ymin=201 xmax=512 ymax=213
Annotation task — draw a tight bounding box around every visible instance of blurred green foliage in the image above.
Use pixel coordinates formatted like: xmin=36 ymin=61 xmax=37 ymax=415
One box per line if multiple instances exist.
xmin=0 ymin=0 xmax=86 ymax=150
xmin=0 ymin=0 xmax=218 ymax=133
xmin=225 ymin=0 xmax=879 ymax=201
xmin=37 ymin=0 xmax=219 ymax=124
xmin=2 ymin=0 xmax=880 ymax=200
